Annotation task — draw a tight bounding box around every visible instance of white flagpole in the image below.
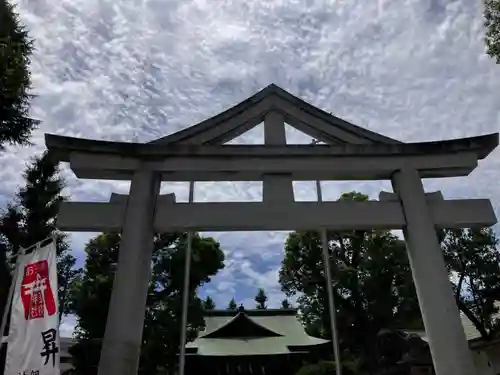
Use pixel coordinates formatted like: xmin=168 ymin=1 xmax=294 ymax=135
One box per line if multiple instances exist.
xmin=312 ymin=139 xmax=342 ymax=375
xmin=0 ymin=247 xmax=26 ymax=344
xmin=178 ymin=181 xmax=194 ymax=375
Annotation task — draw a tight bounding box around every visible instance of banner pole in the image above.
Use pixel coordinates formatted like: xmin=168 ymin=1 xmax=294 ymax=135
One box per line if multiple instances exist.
xmin=320 ymin=228 xmax=343 ymax=375
xmin=8 ymin=235 xmax=53 ymax=262
xmin=312 ymin=139 xmax=342 ymax=375
xmin=0 ymin=247 xmax=26 ymax=344
xmin=178 ymin=181 xmax=195 ymax=375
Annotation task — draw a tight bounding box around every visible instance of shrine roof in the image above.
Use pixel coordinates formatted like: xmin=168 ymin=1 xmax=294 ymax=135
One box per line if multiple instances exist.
xmin=186 ymin=308 xmax=329 ymax=356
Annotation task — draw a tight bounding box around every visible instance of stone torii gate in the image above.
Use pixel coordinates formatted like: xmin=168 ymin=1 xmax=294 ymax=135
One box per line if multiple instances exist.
xmin=45 ymin=84 xmax=498 ymax=375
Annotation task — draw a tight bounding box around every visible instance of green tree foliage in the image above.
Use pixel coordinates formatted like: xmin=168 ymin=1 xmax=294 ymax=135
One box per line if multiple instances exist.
xmin=0 ymin=0 xmax=39 ymax=150
xmin=441 ymin=228 xmax=500 ymax=339
xmin=227 ymin=297 xmax=237 ymax=310
xmin=485 ymin=0 xmax=500 ymax=63
xmin=69 ymin=232 xmax=224 ymax=375
xmin=281 ymin=298 xmax=291 ymax=309
xmin=279 ymin=192 xmax=421 ymax=373
xmin=294 ymin=358 xmax=360 ymax=375
xmin=202 ymin=296 xmax=216 ymax=310
xmin=295 ymin=361 xmax=336 ymax=375
xmin=254 ymin=288 xmax=268 ymax=309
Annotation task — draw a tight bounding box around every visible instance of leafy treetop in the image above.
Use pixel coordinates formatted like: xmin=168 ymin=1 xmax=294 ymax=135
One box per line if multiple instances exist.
xmin=281 ymin=298 xmax=292 ymax=309
xmin=484 ymin=0 xmax=500 ymax=63
xmin=227 ymin=297 xmax=237 ymax=310
xmin=202 ymin=296 xmax=216 ymax=310
xmin=255 ymin=288 xmax=268 ymax=309
xmin=0 ymin=0 xmax=39 ymax=150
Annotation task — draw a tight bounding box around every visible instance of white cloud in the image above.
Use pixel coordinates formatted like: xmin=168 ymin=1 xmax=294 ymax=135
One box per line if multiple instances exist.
xmin=216 ymin=281 xmax=236 ymax=293
xmin=2 ymin=0 xmax=499 ymax=336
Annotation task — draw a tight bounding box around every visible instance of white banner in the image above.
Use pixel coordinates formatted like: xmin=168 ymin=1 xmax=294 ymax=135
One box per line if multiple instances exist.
xmin=4 ymin=241 xmax=60 ymax=375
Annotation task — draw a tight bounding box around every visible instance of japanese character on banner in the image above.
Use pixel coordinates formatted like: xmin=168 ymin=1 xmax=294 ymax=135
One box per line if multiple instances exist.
xmin=20 ymin=260 xmax=56 ymax=320
xmin=40 ymin=329 xmax=59 ymax=367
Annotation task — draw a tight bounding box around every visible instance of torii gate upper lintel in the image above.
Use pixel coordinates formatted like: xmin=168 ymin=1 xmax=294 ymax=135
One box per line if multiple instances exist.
xmin=45 ymin=85 xmax=499 ymax=375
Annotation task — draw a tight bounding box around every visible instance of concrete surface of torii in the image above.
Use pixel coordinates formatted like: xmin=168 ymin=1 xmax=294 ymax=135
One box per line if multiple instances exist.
xmin=45 ymin=83 xmax=498 ymax=375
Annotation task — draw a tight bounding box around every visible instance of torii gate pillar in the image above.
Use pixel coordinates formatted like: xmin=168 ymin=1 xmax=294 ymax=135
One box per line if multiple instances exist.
xmin=97 ymin=168 xmax=160 ymax=375
xmin=393 ymin=168 xmax=476 ymax=375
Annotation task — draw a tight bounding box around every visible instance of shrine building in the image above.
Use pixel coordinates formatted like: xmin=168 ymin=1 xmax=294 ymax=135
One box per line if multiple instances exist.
xmin=184 ymin=306 xmax=330 ymax=375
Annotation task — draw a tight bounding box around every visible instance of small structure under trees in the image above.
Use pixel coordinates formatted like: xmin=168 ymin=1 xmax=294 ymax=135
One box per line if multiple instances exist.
xmin=185 ymin=306 xmax=329 ymax=375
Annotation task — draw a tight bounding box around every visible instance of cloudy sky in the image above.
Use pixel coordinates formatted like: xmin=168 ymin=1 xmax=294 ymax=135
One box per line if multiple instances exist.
xmin=1 ymin=0 xmax=499 ymax=336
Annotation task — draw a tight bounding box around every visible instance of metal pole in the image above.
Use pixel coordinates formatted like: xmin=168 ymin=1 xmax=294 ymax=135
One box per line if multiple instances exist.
xmin=313 ymin=139 xmax=342 ymax=375
xmin=178 ymin=181 xmax=194 ymax=375
xmin=320 ymin=228 xmax=343 ymax=375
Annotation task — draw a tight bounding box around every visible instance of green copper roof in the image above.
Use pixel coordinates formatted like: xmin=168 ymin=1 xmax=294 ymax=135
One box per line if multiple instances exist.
xmin=186 ymin=308 xmax=329 ymax=356
xmin=201 ymin=311 xmax=283 ymax=339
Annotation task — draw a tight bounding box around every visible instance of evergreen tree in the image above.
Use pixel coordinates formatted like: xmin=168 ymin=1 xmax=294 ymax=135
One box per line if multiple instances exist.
xmin=281 ymin=298 xmax=291 ymax=309
xmin=255 ymin=288 xmax=268 ymax=309
xmin=227 ymin=298 xmax=237 ymax=310
xmin=202 ymin=296 xmax=216 ymax=310
xmin=440 ymin=227 xmax=500 ymax=339
xmin=69 ymin=232 xmax=224 ymax=375
xmin=0 ymin=0 xmax=39 ymax=150
xmin=484 ymin=0 xmax=500 ymax=63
